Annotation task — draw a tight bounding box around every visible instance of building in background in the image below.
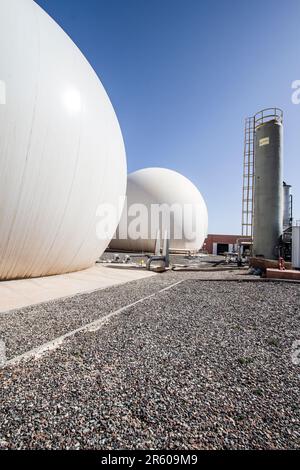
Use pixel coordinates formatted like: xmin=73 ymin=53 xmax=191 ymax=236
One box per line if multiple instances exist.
xmin=203 ymin=234 xmax=252 ymax=255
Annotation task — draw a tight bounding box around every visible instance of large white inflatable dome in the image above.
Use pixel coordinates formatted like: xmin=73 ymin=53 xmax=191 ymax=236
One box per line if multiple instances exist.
xmin=0 ymin=0 xmax=126 ymax=280
xmin=110 ymin=168 xmax=208 ymax=252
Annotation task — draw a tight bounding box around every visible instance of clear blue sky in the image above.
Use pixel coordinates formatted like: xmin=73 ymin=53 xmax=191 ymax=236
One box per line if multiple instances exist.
xmin=36 ymin=0 xmax=300 ymax=234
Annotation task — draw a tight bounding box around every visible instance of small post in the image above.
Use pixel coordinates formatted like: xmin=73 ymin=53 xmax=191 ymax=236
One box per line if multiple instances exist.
xmin=0 ymin=340 xmax=6 ymax=367
xmin=162 ymin=230 xmax=170 ymax=268
xmin=155 ymin=230 xmax=161 ymax=256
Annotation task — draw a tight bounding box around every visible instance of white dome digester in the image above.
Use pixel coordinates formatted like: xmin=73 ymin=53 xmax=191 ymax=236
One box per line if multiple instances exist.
xmin=110 ymin=168 xmax=208 ymax=252
xmin=0 ymin=0 xmax=127 ymax=279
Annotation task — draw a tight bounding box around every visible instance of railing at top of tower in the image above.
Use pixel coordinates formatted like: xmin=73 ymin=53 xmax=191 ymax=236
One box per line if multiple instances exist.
xmin=254 ymin=108 xmax=283 ymax=128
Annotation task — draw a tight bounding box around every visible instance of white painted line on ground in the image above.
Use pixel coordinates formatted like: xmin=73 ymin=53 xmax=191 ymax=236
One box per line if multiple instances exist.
xmin=3 ymin=279 xmax=185 ymax=368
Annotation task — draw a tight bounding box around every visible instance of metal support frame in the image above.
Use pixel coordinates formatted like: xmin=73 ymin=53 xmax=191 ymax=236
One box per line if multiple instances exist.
xmin=146 ymin=230 xmax=170 ymax=272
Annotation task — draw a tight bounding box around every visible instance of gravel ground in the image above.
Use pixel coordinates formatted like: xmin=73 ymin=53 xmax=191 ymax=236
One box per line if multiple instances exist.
xmin=0 ymin=269 xmax=250 ymax=360
xmin=0 ymin=272 xmax=300 ymax=449
xmin=0 ymin=270 xmax=183 ymax=360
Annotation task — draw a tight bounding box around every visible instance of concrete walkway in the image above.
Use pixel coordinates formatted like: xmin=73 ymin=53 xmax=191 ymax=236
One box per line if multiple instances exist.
xmin=0 ymin=264 xmax=155 ymax=313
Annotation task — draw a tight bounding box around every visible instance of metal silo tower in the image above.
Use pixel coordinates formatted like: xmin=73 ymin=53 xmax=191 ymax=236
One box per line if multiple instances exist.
xmin=242 ymin=108 xmax=284 ymax=260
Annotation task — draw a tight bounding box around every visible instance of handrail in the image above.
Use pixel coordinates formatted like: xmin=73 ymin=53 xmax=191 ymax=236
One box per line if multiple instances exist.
xmin=254 ymin=107 xmax=283 ymax=128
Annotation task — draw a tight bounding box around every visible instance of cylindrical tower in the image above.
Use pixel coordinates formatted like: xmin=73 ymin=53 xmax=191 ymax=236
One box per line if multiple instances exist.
xmin=292 ymin=226 xmax=300 ymax=269
xmin=253 ymin=109 xmax=283 ymax=260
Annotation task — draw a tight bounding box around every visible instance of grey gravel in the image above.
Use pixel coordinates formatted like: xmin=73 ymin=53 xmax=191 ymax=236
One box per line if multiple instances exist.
xmin=0 ymin=269 xmax=251 ymax=360
xmin=0 ymin=273 xmax=299 ymax=449
xmin=0 ymin=270 xmax=184 ymax=360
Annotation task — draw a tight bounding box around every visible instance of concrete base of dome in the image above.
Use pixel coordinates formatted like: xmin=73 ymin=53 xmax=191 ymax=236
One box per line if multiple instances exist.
xmin=0 ymin=264 xmax=155 ymax=313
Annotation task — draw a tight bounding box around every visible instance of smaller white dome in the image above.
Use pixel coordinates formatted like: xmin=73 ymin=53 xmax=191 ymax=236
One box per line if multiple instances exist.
xmin=110 ymin=168 xmax=208 ymax=252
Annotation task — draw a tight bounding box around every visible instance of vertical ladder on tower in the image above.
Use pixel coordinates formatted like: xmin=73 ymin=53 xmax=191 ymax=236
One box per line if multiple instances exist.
xmin=241 ymin=116 xmax=255 ymax=238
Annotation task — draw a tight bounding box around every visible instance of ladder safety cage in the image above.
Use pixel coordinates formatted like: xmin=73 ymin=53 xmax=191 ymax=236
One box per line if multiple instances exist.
xmin=241 ymin=116 xmax=255 ymax=238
